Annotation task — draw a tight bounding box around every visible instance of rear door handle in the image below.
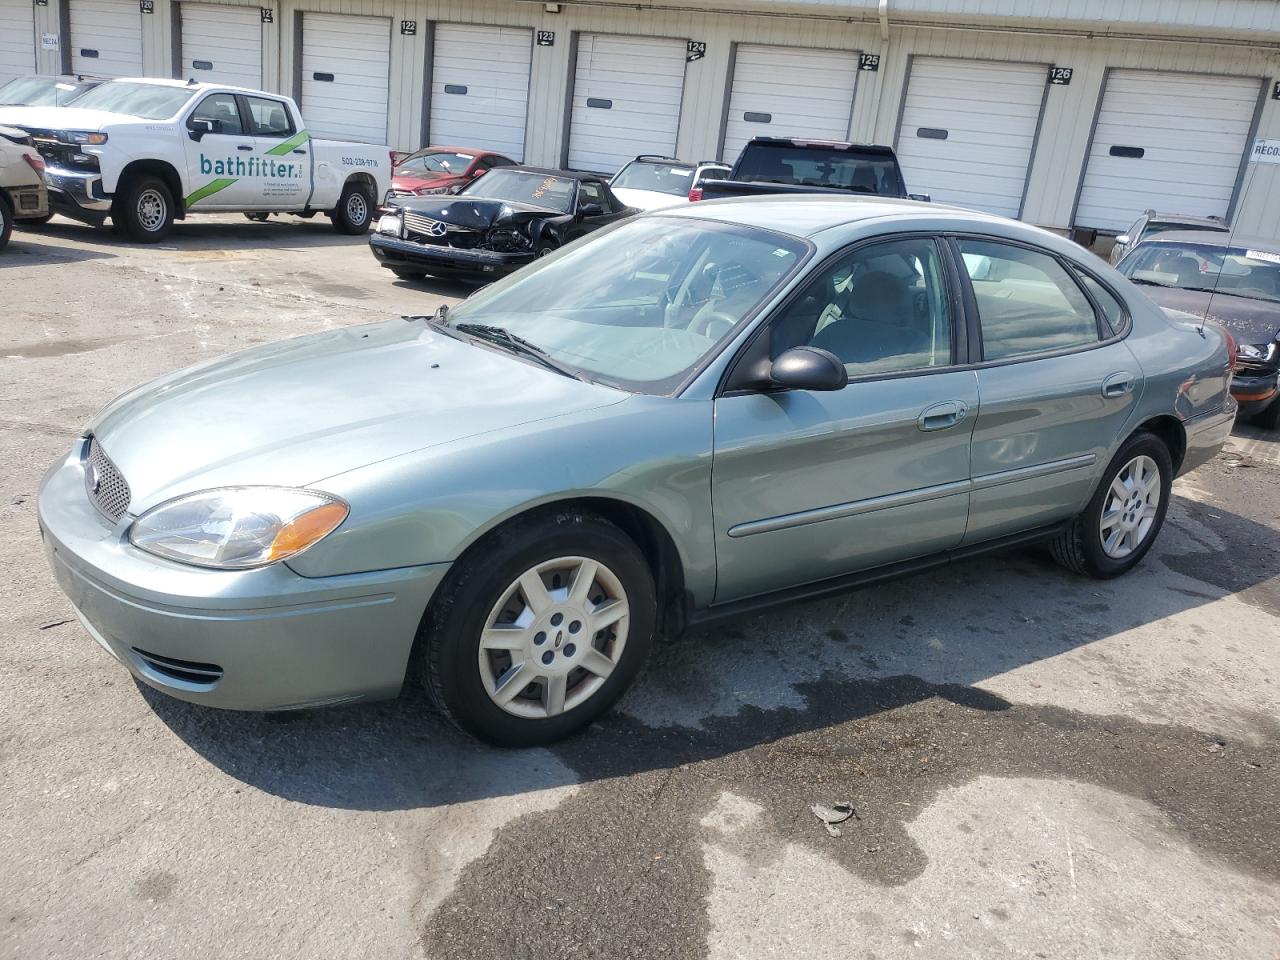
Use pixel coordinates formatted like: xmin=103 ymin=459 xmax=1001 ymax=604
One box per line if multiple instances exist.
xmin=237 ymin=144 xmax=253 ymax=151
xmin=917 ymin=399 xmax=968 ymax=432
xmin=1102 ymin=372 xmax=1136 ymax=398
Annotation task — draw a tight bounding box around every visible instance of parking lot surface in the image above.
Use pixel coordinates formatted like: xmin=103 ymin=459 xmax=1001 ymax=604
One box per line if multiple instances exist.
xmin=2 ymin=217 xmax=1278 ymax=960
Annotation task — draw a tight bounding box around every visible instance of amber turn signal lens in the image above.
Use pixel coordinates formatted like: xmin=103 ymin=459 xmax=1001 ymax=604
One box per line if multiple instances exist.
xmin=268 ymin=501 xmax=349 ymax=560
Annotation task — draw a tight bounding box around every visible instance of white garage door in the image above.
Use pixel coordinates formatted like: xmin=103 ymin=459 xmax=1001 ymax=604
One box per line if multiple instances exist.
xmin=430 ymin=24 xmax=531 ymax=160
xmin=567 ymin=34 xmax=685 ymax=173
xmin=721 ymin=45 xmax=859 ymax=165
xmin=70 ymin=0 xmax=144 ymax=78
xmin=896 ymin=57 xmax=1047 ymax=218
xmin=0 ymin=0 xmax=35 ymax=87
xmin=1075 ymin=70 xmax=1261 ymax=232
xmin=179 ymin=3 xmax=262 ymax=90
xmin=301 ymin=13 xmax=389 ymax=144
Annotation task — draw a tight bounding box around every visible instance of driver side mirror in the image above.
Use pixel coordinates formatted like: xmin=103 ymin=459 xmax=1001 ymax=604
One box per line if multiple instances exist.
xmin=768 ymin=347 xmax=848 ymax=392
xmin=187 ymin=117 xmax=217 ymax=142
xmin=908 ymin=193 xmax=931 ymax=202
xmin=578 ymin=202 xmax=605 ymax=218
xmin=1115 ymin=234 xmax=1131 ymax=245
xmin=472 ymin=167 xmax=487 ymax=178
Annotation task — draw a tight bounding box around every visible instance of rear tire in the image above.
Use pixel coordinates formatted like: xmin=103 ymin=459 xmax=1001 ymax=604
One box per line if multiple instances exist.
xmin=1050 ymin=430 xmax=1172 ymax=579
xmin=0 ymin=195 xmax=12 ymax=251
xmin=112 ymin=175 xmax=174 ymax=243
xmin=329 ymin=181 xmax=374 ymax=235
xmin=419 ymin=509 xmax=656 ymax=746
xmin=1252 ymin=396 xmax=1280 ymax=430
xmin=244 ymin=212 xmax=270 ymax=222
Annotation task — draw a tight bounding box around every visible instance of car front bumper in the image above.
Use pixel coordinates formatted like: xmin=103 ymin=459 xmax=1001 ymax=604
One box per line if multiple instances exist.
xmin=41 ymin=165 xmax=112 ymax=224
xmin=369 ymin=232 xmax=533 ymax=279
xmin=1230 ymin=367 xmax=1279 ymax=418
xmin=37 ymin=440 xmax=448 ymax=712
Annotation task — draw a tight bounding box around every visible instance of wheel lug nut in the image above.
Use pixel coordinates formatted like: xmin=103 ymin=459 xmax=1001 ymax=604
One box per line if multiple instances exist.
xmin=534 ymin=631 xmax=546 ymax=645
xmin=550 ymin=613 xmax=563 ymax=627
xmin=564 ymin=643 xmax=576 ymax=656
xmin=569 ymin=620 xmax=581 ymax=634
xmin=541 ymin=651 xmax=554 ymax=665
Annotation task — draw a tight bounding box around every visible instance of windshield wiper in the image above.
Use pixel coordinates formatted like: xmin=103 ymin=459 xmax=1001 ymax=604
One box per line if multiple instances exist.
xmin=1128 ymin=277 xmax=1166 ymax=287
xmin=453 ymin=322 xmax=592 ymax=382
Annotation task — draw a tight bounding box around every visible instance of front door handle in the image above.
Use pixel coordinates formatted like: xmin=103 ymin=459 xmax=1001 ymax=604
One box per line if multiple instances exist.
xmin=293 ymin=148 xmax=308 ymax=155
xmin=237 ymin=144 xmax=253 ymax=151
xmin=1102 ymin=372 xmax=1136 ymax=398
xmin=917 ymin=399 xmax=968 ymax=432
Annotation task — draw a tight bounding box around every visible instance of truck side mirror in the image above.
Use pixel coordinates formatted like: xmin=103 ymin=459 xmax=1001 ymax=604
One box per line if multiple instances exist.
xmin=908 ymin=192 xmax=931 ymax=202
xmin=187 ymin=117 xmax=216 ymax=142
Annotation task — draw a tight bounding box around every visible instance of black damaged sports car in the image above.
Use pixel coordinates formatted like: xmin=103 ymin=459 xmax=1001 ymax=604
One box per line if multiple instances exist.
xmin=370 ymin=166 xmax=635 ymax=282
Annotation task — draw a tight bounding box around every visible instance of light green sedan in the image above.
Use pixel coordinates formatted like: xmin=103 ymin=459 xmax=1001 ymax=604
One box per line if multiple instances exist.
xmin=38 ymin=197 xmax=1237 ymax=745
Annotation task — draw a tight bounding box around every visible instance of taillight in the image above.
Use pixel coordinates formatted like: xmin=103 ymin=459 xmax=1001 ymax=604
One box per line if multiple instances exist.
xmin=1222 ymin=328 xmax=1237 ymax=373
xmin=22 ymin=152 xmax=44 ymax=174
xmin=688 ymin=186 xmax=703 ymax=202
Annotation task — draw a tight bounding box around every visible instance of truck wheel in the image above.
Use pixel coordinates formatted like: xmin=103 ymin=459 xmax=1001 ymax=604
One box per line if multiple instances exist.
xmin=244 ymin=212 xmax=270 ymax=223
xmin=330 ymin=182 xmax=374 ymax=235
xmin=0 ymin=195 xmax=13 ymax=251
xmin=113 ymin=175 xmax=174 ymax=243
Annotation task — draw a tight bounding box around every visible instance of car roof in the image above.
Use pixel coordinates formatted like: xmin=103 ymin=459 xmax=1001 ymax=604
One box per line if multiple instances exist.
xmin=626 ymin=155 xmax=727 ymax=168
xmin=1139 ymin=229 xmax=1277 ymax=251
xmin=509 ymin=165 xmax=603 ymax=182
xmin=99 ymin=76 xmax=272 ymax=96
xmin=655 ymin=193 xmax=1032 ymax=238
xmin=1145 ymin=212 xmax=1228 ymax=228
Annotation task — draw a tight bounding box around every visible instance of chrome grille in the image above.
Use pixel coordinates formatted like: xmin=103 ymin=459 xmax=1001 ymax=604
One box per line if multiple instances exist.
xmin=402 ymin=212 xmax=481 ymax=248
xmin=84 ymin=437 xmax=131 ymax=522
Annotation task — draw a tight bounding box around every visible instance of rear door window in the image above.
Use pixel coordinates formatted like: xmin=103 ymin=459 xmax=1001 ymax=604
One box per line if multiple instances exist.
xmin=244 ymin=96 xmax=295 ymax=138
xmin=958 ymin=239 xmax=1102 ymax=361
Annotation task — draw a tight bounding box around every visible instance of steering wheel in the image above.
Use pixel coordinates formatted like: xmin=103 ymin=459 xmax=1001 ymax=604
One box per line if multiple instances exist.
xmin=692 ymin=309 xmax=738 ymax=340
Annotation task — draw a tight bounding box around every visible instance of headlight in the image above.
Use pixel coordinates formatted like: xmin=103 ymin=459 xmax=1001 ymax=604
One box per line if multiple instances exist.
xmin=416 ymin=186 xmax=449 ymax=196
xmin=129 ymin=487 xmax=348 ymax=569
xmin=376 ymin=213 xmax=402 ymax=236
xmin=62 ymin=130 xmax=107 ymax=145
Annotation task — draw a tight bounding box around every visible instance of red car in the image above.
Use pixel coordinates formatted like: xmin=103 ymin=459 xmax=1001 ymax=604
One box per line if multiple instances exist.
xmin=383 ymin=147 xmax=517 ymax=206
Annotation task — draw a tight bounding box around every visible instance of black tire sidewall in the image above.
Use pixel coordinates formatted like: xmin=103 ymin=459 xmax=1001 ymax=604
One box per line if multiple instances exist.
xmin=1078 ymin=432 xmax=1173 ymax=577
xmin=427 ymin=515 xmax=656 ymax=747
xmin=332 ymin=183 xmax=373 ymax=234
xmin=0 ymin=194 xmax=12 ymax=251
xmin=117 ymin=176 xmax=173 ymax=242
xmin=1253 ymin=396 xmax=1280 ymax=430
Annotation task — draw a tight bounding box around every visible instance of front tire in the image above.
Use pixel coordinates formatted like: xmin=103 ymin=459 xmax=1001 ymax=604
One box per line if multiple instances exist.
xmin=244 ymin=212 xmax=270 ymax=222
xmin=1252 ymin=395 xmax=1280 ymax=430
xmin=112 ymin=175 xmax=174 ymax=242
xmin=420 ymin=509 xmax=656 ymax=746
xmin=330 ymin=181 xmax=374 ymax=235
xmin=0 ymin=195 xmax=12 ymax=251
xmin=1050 ymin=430 xmax=1173 ymax=578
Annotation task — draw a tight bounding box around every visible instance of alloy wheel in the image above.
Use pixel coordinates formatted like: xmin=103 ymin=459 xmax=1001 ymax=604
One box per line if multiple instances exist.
xmin=1099 ymin=454 xmax=1162 ymax=559
xmin=477 ymin=556 xmax=630 ymax=719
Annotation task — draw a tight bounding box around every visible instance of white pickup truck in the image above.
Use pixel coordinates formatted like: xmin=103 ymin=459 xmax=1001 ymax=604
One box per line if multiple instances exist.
xmin=0 ymin=77 xmax=390 ymax=242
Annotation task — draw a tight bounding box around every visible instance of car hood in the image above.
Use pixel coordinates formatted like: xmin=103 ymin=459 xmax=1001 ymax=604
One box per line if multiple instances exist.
xmin=1141 ymin=285 xmax=1280 ymax=347
xmin=394 ymin=196 xmax=562 ymax=228
xmin=88 ymin=320 xmax=624 ymax=512
xmin=610 ymin=187 xmax=687 ymax=211
xmin=0 ymin=104 xmax=152 ymax=131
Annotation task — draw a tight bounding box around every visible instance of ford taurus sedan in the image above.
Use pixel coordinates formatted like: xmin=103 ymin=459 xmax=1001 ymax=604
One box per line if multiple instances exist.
xmin=38 ymin=197 xmax=1237 ymax=746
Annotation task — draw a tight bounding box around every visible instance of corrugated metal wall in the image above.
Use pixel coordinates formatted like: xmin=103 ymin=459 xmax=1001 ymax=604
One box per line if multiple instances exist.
xmin=11 ymin=0 xmax=1280 ymax=238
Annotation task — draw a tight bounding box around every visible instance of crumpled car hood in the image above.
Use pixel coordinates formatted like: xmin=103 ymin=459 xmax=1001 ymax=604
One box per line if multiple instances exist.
xmin=1143 ymin=285 xmax=1280 ymax=348
xmin=394 ymin=196 xmax=560 ymax=229
xmin=89 ymin=320 xmax=624 ymax=512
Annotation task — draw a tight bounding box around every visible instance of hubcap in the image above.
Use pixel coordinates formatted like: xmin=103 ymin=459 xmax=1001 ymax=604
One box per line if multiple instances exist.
xmin=478 ymin=556 xmax=629 ymax=719
xmin=1099 ymin=454 xmax=1162 ymax=559
xmin=347 ymin=192 xmax=368 ymax=225
xmin=137 ymin=189 xmax=166 ymax=232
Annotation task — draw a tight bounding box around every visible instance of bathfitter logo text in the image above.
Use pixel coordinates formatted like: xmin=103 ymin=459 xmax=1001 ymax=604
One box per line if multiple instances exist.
xmin=199 ymin=154 xmax=302 ymax=178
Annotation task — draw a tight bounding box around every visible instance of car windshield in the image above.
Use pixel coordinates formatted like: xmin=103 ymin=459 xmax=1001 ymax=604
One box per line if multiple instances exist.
xmin=611 ymin=161 xmax=697 ymax=196
xmin=1122 ymin=241 xmax=1280 ymax=304
xmin=396 ymin=150 xmax=474 ymax=176
xmin=460 ymin=169 xmax=576 ymax=213
xmin=0 ymin=76 xmax=91 ymax=106
xmin=734 ymin=143 xmax=901 ymax=194
xmin=68 ymin=81 xmax=195 ymax=119
xmin=443 ymin=217 xmax=809 ymax=394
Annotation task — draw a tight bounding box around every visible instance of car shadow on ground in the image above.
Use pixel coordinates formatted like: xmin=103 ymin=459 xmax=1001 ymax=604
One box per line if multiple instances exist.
xmin=0 ymin=232 xmax=118 ymax=267
xmin=15 ymin=214 xmax=377 ymax=253
xmin=142 ymin=492 xmax=1280 ymax=814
